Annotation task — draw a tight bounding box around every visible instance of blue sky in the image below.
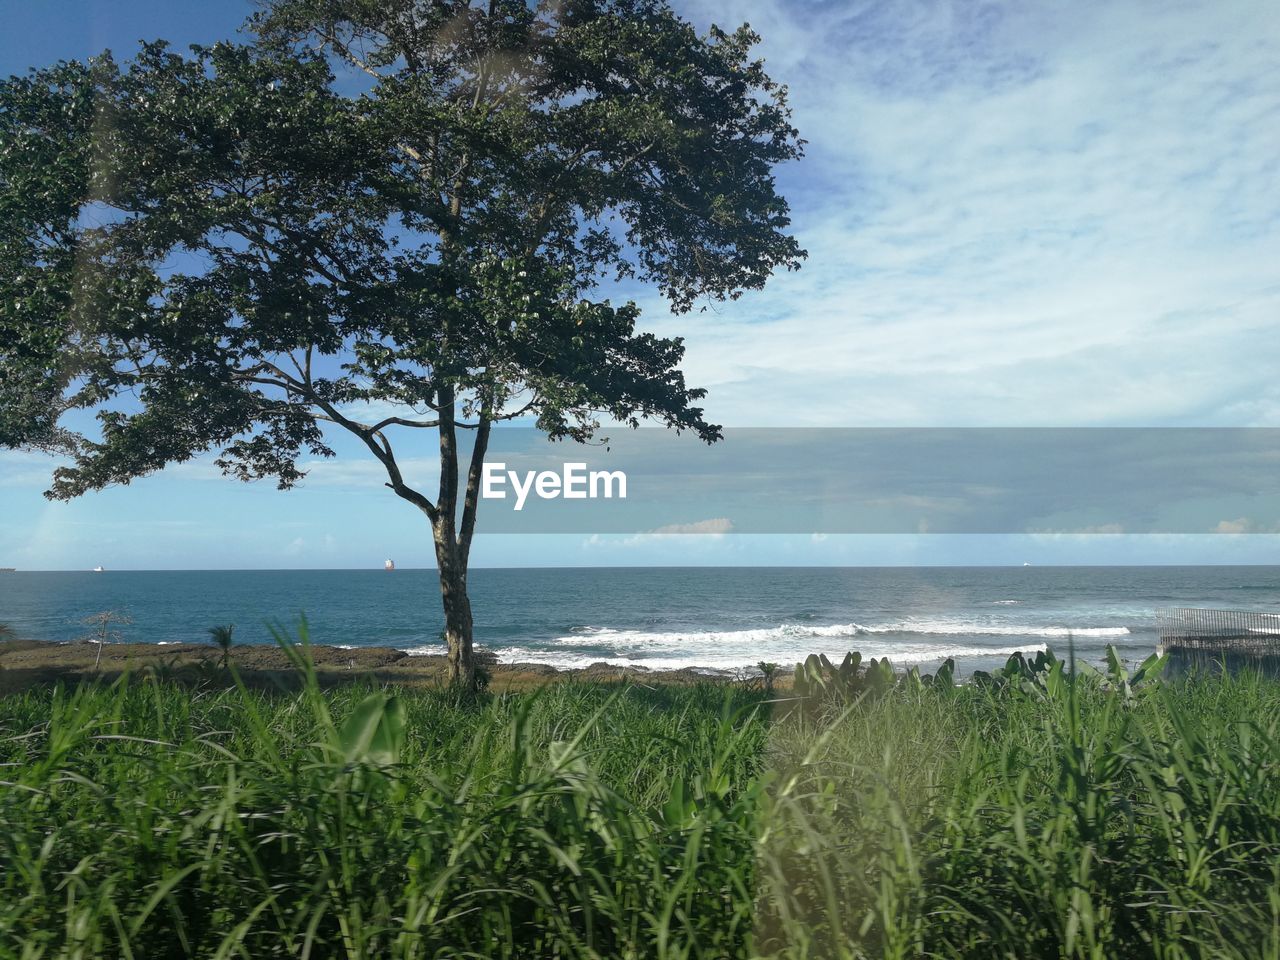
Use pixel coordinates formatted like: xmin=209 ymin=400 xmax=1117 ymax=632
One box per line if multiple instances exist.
xmin=1 ymin=0 xmax=1278 ymax=569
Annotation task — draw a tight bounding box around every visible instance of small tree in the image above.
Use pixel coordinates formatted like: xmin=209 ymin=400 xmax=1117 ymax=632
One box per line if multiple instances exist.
xmin=757 ymin=660 xmax=780 ymax=693
xmin=208 ymin=623 xmax=236 ymax=668
xmin=0 ymin=1 xmax=804 ymax=687
xmin=80 ymin=609 xmax=133 ymax=670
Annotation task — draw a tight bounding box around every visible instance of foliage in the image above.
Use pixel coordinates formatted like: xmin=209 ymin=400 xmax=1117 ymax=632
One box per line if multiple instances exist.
xmin=3 ymin=639 xmax=1277 ymax=958
xmin=969 ymin=645 xmax=1063 ymax=689
xmin=0 ymin=3 xmax=808 ymax=487
xmin=790 ymin=645 xmax=1166 ymax=717
xmin=759 ymin=652 xmax=1273 ymax=959
xmin=757 ymin=661 xmax=781 ymax=692
xmin=0 ymin=0 xmax=805 ymax=685
xmin=207 ymin=623 xmax=235 ymax=668
xmin=790 ymin=650 xmax=945 ymax=716
xmin=0 ymin=633 xmax=768 ymax=958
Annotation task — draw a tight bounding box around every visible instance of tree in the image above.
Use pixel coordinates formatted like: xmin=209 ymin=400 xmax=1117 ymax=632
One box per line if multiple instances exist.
xmin=0 ymin=0 xmax=804 ymax=687
xmin=208 ymin=623 xmax=236 ymax=669
xmin=757 ymin=660 xmax=780 ymax=693
xmin=79 ymin=609 xmax=133 ymax=670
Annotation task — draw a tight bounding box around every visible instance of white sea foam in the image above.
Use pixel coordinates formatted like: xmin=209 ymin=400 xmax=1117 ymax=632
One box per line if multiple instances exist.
xmin=401 ymin=618 xmax=1126 ymax=671
xmin=489 ymin=642 xmax=1050 ymax=672
xmin=862 ymin=621 xmax=1129 ymax=639
xmin=549 ymin=621 xmax=1128 ymax=648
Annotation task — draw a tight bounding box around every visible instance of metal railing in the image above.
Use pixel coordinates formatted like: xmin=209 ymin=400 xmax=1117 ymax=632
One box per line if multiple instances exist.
xmin=1157 ymin=607 xmax=1280 ymax=675
xmin=1157 ymin=607 xmax=1280 ymax=647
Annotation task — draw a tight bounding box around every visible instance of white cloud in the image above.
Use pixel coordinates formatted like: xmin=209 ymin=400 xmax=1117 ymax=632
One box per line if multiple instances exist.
xmin=0 ymin=450 xmax=65 ymax=488
xmin=648 ymin=517 xmax=735 ymax=535
xmin=295 ymin=456 xmax=439 ymax=489
xmin=579 ymin=518 xmax=737 ymax=552
xmin=638 ymin=0 xmax=1280 ymax=427
xmin=1214 ymin=517 xmax=1251 ymax=534
xmin=1029 ymin=523 xmax=1126 ymax=535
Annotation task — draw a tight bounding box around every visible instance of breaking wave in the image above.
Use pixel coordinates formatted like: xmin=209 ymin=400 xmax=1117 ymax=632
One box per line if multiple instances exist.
xmin=551 ymin=620 xmax=1129 ymax=648
xmin=487 ymin=641 xmax=1051 ymax=672
xmin=402 ymin=618 xmax=1130 ymax=671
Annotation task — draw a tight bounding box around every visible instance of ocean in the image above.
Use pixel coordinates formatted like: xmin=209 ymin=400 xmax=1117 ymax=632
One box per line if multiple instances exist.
xmin=3 ymin=566 xmax=1279 ymax=675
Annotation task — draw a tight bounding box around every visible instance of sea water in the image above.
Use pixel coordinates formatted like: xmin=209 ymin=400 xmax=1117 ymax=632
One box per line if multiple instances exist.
xmin=3 ymin=566 xmax=1279 ymax=675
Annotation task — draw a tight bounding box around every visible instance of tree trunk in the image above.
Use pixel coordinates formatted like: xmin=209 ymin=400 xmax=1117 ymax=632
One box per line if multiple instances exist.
xmin=430 ymin=377 xmax=491 ymax=691
xmin=434 ymin=521 xmax=475 ymax=688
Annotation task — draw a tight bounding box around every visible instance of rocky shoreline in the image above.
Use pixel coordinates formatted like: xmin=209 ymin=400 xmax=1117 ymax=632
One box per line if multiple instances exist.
xmin=0 ymin=638 xmax=745 ymax=693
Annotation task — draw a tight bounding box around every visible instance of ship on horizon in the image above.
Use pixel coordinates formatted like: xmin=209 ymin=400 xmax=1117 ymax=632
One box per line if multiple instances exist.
xmin=384 ymin=559 xmax=395 ymax=571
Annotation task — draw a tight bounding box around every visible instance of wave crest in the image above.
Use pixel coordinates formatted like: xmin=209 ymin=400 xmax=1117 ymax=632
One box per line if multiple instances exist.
xmin=551 ymin=620 xmax=1128 ymax=647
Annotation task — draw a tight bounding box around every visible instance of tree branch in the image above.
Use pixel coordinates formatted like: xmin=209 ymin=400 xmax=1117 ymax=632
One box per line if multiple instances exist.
xmin=436 ymin=381 xmax=459 ymax=538
xmin=458 ymin=390 xmax=493 ymax=567
xmin=367 ymin=414 xmax=442 ymax=433
xmin=291 ymin=365 xmax=440 ymax=522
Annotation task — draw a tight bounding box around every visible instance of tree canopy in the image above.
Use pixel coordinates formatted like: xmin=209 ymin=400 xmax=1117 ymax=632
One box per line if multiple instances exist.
xmin=0 ymin=0 xmax=805 ymax=683
xmin=1 ymin=0 xmax=803 ymax=505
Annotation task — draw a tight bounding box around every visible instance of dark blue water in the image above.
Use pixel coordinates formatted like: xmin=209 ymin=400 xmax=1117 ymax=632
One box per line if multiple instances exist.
xmin=3 ymin=566 xmax=1279 ymax=674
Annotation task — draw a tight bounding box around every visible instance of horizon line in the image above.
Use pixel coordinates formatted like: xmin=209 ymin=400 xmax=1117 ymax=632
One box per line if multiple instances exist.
xmin=4 ymin=562 xmax=1280 ymax=573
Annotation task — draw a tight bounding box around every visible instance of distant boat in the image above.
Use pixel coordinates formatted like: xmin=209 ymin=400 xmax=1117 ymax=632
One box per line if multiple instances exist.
xmin=1023 ymin=562 xmax=1032 ymax=567
xmin=92 ymin=566 xmax=104 ymax=573
xmin=0 ymin=567 xmax=14 ymax=573
xmin=384 ymin=559 xmax=395 ymax=571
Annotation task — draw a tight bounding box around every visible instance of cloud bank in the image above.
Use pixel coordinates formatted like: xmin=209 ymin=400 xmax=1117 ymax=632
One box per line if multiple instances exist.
xmin=637 ymin=0 xmax=1280 ymax=427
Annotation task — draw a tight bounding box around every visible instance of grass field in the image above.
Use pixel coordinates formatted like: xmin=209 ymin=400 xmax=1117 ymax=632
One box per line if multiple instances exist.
xmin=4 ymin=642 xmax=1280 ymax=958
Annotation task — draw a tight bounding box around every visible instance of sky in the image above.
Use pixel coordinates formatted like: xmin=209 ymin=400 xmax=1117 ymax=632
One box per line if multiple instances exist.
xmin=1 ymin=0 xmax=1278 ymax=569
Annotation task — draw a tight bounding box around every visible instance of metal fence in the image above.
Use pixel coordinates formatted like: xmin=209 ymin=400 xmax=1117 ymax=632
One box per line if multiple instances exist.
xmin=1157 ymin=607 xmax=1280 ymax=676
xmin=1158 ymin=607 xmax=1280 ymax=646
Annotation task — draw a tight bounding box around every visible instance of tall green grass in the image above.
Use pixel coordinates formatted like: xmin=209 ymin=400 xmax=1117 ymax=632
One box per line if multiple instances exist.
xmin=759 ymin=662 xmax=1280 ymax=959
xmin=1 ymin=667 xmax=767 ymax=959
xmin=3 ymin=644 xmax=1280 ymax=958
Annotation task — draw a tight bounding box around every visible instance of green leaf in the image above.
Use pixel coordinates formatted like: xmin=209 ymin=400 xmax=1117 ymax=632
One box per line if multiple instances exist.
xmin=1045 ymin=658 xmax=1066 ymax=700
xmin=338 ymin=693 xmax=404 ymax=767
xmin=663 ymin=778 xmax=692 ymax=828
xmin=1105 ymin=645 xmax=1126 ymax=687
xmin=1131 ymin=650 xmax=1168 ymax=687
